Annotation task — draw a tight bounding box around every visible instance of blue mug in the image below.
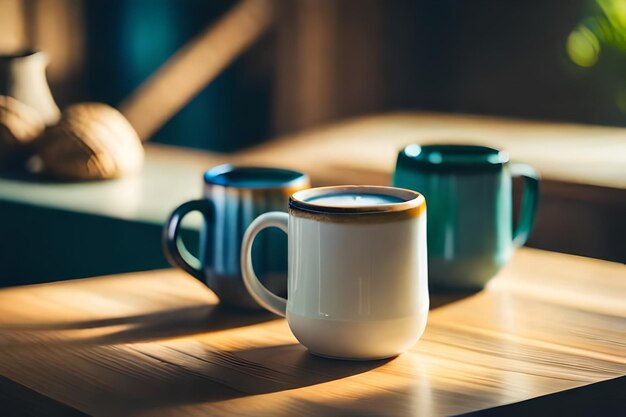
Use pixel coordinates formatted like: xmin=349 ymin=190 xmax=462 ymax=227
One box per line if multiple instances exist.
xmin=163 ymin=165 xmax=310 ymax=308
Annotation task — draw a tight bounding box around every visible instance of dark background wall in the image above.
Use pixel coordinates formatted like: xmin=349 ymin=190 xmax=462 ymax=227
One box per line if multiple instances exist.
xmin=2 ymin=0 xmax=623 ymax=151
xmin=272 ymin=0 xmax=625 ymax=132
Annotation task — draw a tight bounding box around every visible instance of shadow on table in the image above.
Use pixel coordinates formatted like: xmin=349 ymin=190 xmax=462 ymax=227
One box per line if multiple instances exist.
xmin=459 ymin=376 xmax=626 ymax=417
xmin=0 ymin=303 xmax=277 ymax=346
xmin=0 ymin=375 xmax=90 ymax=417
xmin=126 ymin=342 xmax=392 ymax=414
xmin=430 ymin=290 xmax=478 ymax=310
xmin=1 ymin=289 xmax=479 ymax=349
xmin=89 ymin=304 xmax=278 ymax=345
xmin=98 ymin=345 xmax=626 ymax=416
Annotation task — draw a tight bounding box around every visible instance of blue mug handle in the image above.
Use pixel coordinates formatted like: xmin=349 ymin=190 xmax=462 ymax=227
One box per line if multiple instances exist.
xmin=510 ymin=164 xmax=540 ymax=247
xmin=162 ymin=199 xmax=214 ymax=280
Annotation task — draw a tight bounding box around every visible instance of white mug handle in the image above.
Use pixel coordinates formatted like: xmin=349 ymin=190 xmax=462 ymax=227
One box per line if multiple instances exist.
xmin=240 ymin=211 xmax=289 ymax=316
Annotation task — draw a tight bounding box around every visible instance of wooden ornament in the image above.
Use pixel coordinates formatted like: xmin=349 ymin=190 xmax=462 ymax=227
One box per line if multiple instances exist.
xmin=0 ymin=95 xmax=45 ymax=151
xmin=37 ymin=103 xmax=144 ymax=180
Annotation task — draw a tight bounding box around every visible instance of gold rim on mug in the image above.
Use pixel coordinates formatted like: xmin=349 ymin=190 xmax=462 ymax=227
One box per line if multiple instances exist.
xmin=289 ymin=185 xmax=426 ymax=223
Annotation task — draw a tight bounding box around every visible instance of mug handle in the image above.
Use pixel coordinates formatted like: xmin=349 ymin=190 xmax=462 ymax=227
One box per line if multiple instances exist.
xmin=240 ymin=212 xmax=288 ymax=316
xmin=162 ymin=200 xmax=214 ymax=280
xmin=510 ymin=163 xmax=540 ymax=247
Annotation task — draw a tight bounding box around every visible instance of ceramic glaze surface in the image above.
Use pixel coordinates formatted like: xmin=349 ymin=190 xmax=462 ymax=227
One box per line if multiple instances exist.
xmin=205 ymin=166 xmax=304 ymax=188
xmin=163 ymin=165 xmax=309 ymax=309
xmin=287 ymin=215 xmax=428 ymax=319
xmin=241 ymin=185 xmax=428 ymax=360
xmin=393 ymin=144 xmax=539 ymax=291
xmin=396 ymin=169 xmax=512 ymax=289
xmin=0 ymin=51 xmax=61 ymax=125
xmin=287 ymin=214 xmax=428 ymax=359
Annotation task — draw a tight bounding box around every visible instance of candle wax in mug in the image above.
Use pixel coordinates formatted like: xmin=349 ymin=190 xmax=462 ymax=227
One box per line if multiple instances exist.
xmin=306 ymin=193 xmax=405 ymax=207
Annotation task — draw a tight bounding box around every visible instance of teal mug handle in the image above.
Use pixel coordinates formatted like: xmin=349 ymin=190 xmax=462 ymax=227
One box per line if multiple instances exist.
xmin=510 ymin=163 xmax=540 ymax=247
xmin=162 ymin=199 xmax=214 ymax=280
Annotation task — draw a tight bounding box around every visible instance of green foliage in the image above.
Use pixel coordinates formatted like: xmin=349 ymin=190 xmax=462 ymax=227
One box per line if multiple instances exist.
xmin=568 ymin=0 xmax=626 ymax=67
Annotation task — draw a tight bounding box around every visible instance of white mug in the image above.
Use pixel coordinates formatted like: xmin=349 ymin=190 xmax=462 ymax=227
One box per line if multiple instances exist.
xmin=241 ymin=185 xmax=429 ymax=360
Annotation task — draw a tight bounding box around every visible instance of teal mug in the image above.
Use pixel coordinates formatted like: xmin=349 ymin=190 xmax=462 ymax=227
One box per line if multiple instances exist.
xmin=393 ymin=144 xmax=540 ymax=291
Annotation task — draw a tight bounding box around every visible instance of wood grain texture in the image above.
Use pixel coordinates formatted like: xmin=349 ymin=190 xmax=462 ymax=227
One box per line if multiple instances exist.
xmin=0 ymin=248 xmax=624 ymax=416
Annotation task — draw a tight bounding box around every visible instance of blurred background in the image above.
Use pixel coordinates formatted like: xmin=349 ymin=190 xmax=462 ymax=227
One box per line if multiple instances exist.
xmin=0 ymin=0 xmax=624 ymax=286
xmin=1 ymin=0 xmax=625 ymax=152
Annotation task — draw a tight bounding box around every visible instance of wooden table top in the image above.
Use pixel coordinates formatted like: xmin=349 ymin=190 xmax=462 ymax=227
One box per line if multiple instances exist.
xmin=1 ymin=112 xmax=623 ymax=227
xmin=0 ymin=248 xmax=624 ymax=416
